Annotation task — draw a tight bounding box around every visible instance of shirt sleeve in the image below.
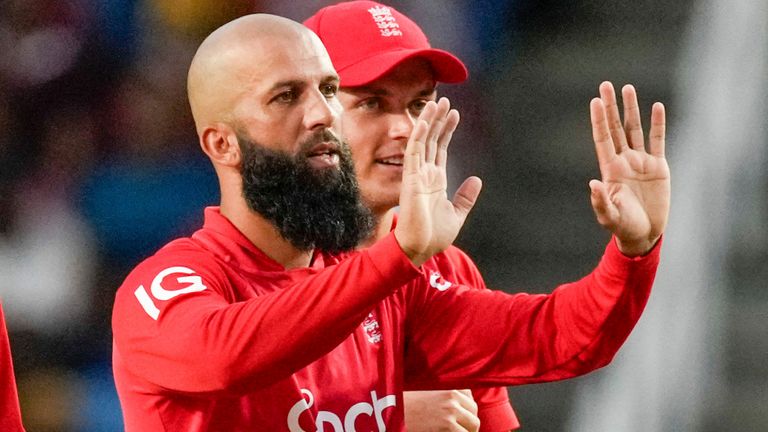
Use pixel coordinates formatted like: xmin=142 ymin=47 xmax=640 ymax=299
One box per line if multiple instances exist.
xmin=475 ymin=388 xmax=520 ymax=431
xmin=403 ymin=237 xmax=662 ymax=389
xmin=437 ymin=248 xmax=519 ymax=431
xmin=0 ymin=302 xmax=25 ymax=432
xmin=112 ymin=233 xmax=420 ymax=395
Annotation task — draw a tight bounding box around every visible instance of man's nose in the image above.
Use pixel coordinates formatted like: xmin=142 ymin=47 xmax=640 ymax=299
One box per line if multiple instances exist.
xmin=304 ymin=90 xmax=339 ymax=131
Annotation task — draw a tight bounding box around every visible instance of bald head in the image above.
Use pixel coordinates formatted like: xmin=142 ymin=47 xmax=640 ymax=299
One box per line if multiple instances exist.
xmin=187 ymin=14 xmax=333 ymax=134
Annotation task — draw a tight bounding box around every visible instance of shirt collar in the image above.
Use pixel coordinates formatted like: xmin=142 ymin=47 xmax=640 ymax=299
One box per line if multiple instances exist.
xmin=193 ymin=206 xmax=339 ymax=273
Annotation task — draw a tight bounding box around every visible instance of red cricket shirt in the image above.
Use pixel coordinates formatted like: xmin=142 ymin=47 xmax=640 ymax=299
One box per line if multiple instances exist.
xmin=0 ymin=301 xmax=24 ymax=432
xmin=382 ymin=214 xmax=518 ymax=431
xmin=113 ymin=207 xmax=660 ymax=431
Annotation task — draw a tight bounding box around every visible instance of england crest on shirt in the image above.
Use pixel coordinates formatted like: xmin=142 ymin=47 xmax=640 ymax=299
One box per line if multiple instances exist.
xmin=361 ymin=312 xmax=382 ymax=344
xmin=429 ymin=271 xmax=453 ymax=291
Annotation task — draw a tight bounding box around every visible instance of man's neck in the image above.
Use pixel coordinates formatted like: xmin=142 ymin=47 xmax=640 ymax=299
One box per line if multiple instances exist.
xmin=358 ymin=207 xmax=397 ymax=250
xmin=220 ymin=199 xmax=313 ymax=269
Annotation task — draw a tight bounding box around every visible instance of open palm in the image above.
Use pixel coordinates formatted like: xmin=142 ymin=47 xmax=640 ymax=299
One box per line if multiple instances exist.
xmin=589 ymin=82 xmax=670 ymax=256
xmin=394 ymin=98 xmax=482 ymax=266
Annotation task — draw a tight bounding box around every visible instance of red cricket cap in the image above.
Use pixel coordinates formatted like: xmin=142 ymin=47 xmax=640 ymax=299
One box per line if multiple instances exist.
xmin=304 ymin=1 xmax=468 ymax=87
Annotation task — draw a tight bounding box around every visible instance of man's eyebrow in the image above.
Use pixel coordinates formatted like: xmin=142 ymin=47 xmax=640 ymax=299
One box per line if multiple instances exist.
xmin=268 ymin=80 xmax=306 ymax=92
xmin=268 ymin=76 xmax=338 ymax=92
xmin=418 ymin=86 xmax=437 ymax=97
xmin=345 ymin=86 xmax=390 ymax=96
xmin=343 ymin=84 xmax=436 ymax=97
xmin=322 ymin=75 xmax=340 ymax=84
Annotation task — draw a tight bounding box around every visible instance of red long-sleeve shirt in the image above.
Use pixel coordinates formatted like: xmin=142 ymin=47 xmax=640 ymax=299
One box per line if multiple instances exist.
xmin=384 ymin=213 xmax=517 ymax=431
xmin=0 ymin=302 xmax=24 ymax=432
xmin=112 ymin=207 xmax=660 ymax=431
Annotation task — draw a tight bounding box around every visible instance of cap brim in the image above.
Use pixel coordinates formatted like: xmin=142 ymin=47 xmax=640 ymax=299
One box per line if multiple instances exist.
xmin=337 ymin=48 xmax=468 ymax=87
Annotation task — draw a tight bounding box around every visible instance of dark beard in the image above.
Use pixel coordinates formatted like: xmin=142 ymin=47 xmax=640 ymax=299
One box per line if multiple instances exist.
xmin=238 ymin=130 xmax=374 ymax=254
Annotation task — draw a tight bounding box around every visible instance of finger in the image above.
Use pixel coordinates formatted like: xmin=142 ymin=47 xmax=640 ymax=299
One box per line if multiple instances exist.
xmin=589 ymin=179 xmax=619 ymax=230
xmin=404 ymin=119 xmax=429 ymax=177
xmin=452 ymin=389 xmax=478 ymax=414
xmin=621 ymin=84 xmax=645 ymax=151
xmin=416 ymin=101 xmax=438 ymax=165
xmin=435 ymin=109 xmax=460 ymax=168
xmin=454 ymin=406 xmax=481 ymax=432
xmin=417 ymin=99 xmax=439 ymax=131
xmin=418 ymin=99 xmax=439 ymax=123
xmin=416 ymin=100 xmax=438 ymax=144
xmin=452 ymin=176 xmax=482 ymax=222
xmin=590 ymin=98 xmax=616 ymax=166
xmin=426 ymin=97 xmax=451 ymax=164
xmin=407 ymin=101 xmax=436 ymax=166
xmin=599 ymin=81 xmax=628 ymax=152
xmin=449 ymin=390 xmax=480 ymax=431
xmin=648 ymin=102 xmax=666 ymax=157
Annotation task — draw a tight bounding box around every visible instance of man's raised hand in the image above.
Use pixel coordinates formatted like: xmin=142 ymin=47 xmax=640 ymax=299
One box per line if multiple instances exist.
xmin=394 ymin=98 xmax=482 ymax=266
xmin=589 ymin=81 xmax=670 ymax=256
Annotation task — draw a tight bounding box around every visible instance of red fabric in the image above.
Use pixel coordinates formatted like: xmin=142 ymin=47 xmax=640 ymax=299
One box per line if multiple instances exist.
xmin=113 ymin=208 xmax=422 ymax=430
xmin=0 ymin=302 xmax=25 ymax=432
xmin=476 ymin=389 xmax=520 ymax=431
xmin=387 ymin=212 xmax=518 ymax=430
xmin=402 ymin=237 xmax=660 ymax=388
xmin=112 ymin=207 xmax=660 ymax=431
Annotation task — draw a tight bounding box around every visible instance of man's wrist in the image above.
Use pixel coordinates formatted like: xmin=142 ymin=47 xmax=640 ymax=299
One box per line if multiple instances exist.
xmin=393 ymin=230 xmax=428 ymax=267
xmin=615 ymin=235 xmax=661 ymax=257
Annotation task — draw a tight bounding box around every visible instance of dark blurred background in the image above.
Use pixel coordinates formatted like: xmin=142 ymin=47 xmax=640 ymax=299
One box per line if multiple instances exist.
xmin=1 ymin=0 xmax=766 ymax=431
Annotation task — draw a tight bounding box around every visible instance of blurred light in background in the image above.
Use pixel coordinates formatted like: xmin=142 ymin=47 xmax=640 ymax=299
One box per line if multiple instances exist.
xmin=1 ymin=1 xmax=765 ymax=431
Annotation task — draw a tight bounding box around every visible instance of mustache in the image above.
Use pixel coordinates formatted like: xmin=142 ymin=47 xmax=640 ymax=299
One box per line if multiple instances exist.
xmin=298 ymin=129 xmax=344 ymax=154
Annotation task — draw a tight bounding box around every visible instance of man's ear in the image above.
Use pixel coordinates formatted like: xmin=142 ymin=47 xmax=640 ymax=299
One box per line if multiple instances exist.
xmin=200 ymin=124 xmax=241 ymax=167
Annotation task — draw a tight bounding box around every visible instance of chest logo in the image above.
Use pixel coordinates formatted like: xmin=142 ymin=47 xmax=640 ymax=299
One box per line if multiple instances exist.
xmin=287 ymin=388 xmax=396 ymax=432
xmin=134 ymin=266 xmax=207 ymax=320
xmin=429 ymin=271 xmax=452 ymax=291
xmin=361 ymin=312 xmax=382 ymax=344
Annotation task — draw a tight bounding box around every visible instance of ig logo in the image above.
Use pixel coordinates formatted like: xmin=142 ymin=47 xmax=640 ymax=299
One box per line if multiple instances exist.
xmin=133 ymin=267 xmax=207 ymax=320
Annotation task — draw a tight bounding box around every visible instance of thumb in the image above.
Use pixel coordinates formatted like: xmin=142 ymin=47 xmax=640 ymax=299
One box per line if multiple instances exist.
xmin=589 ymin=179 xmax=619 ymax=229
xmin=452 ymin=176 xmax=482 ymax=220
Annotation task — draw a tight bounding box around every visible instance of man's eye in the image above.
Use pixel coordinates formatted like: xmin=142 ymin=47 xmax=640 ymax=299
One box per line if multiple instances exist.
xmin=409 ymin=99 xmax=428 ymax=115
xmin=359 ymin=98 xmax=380 ymax=110
xmin=275 ymin=91 xmax=296 ymax=103
xmin=321 ymin=84 xmax=338 ymax=97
